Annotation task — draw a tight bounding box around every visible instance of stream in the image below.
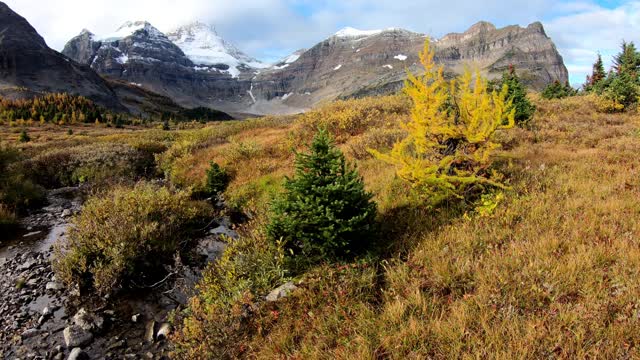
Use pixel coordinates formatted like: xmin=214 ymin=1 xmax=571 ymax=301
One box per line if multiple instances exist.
xmin=0 ymin=188 xmax=233 ymax=360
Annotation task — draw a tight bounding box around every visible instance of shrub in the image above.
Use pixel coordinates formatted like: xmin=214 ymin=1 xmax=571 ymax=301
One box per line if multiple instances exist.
xmin=0 ymin=144 xmax=45 ymax=210
xmin=175 ymin=222 xmax=288 ymax=359
xmin=372 ymin=39 xmax=514 ymax=204
xmin=53 ymin=182 xmax=206 ymax=296
xmin=204 ymin=161 xmax=230 ymax=199
xmin=24 ymin=142 xmax=154 ymax=188
xmin=501 ymin=66 xmax=536 ymax=125
xmin=267 ymin=129 xmax=377 ymax=266
xmin=542 ymin=80 xmax=577 ymax=100
xmin=18 ymin=129 xmax=30 ymax=143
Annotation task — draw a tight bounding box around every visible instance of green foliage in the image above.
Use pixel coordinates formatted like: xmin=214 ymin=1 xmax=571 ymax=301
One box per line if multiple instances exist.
xmin=162 ymin=120 xmax=170 ymax=131
xmin=18 ymin=129 xmax=30 ymax=143
xmin=179 ymin=107 xmax=234 ymax=122
xmin=204 ymin=161 xmax=230 ymax=199
xmin=0 ymin=144 xmax=45 ymax=212
xmin=267 ymin=129 xmax=377 ymax=266
xmin=53 ymin=182 xmax=207 ymax=296
xmin=372 ymin=40 xmax=514 ymax=204
xmin=501 ymin=66 xmax=536 ymax=125
xmin=586 ymin=41 xmax=640 ymax=111
xmin=542 ymin=80 xmax=577 ymax=100
xmin=613 ymin=41 xmax=640 ymax=76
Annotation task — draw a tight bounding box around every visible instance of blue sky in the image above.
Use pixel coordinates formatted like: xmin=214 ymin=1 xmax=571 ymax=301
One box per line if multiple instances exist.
xmin=5 ymin=0 xmax=640 ymax=86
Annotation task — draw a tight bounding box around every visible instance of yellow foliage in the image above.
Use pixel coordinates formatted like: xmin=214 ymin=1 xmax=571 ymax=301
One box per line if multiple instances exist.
xmin=372 ymin=39 xmax=515 ymax=202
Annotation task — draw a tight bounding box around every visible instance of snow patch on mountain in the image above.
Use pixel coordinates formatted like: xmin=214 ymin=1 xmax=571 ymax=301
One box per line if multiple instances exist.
xmin=98 ymin=21 xmax=161 ymax=42
xmin=334 ymin=64 xmax=343 ymax=70
xmin=394 ymin=54 xmax=407 ymax=61
xmin=167 ymin=21 xmax=268 ymax=78
xmin=335 ymin=27 xmax=383 ymax=38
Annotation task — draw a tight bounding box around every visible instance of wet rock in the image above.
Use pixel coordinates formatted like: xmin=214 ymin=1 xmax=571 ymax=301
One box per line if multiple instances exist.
xmin=46 ymin=282 xmax=63 ymax=291
xmin=61 ymin=209 xmax=72 ymax=218
xmin=63 ymin=325 xmax=94 ymax=348
xmin=21 ymin=328 xmax=41 ymax=339
xmin=73 ymin=308 xmax=104 ymax=332
xmin=107 ymin=339 xmax=126 ymax=351
xmin=155 ymin=323 xmax=172 ymax=341
xmin=67 ymin=348 xmax=89 ymax=360
xmin=43 ymin=306 xmax=53 ymax=317
xmin=209 ymin=225 xmax=239 ymax=240
xmin=18 ymin=259 xmax=36 ymax=271
xmin=23 ymin=231 xmax=43 ymax=238
xmin=266 ymin=282 xmax=298 ymax=302
xmin=145 ymin=320 xmax=156 ymax=343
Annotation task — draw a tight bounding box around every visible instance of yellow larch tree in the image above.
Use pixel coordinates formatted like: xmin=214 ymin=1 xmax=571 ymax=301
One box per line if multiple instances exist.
xmin=372 ymin=39 xmax=515 ymax=203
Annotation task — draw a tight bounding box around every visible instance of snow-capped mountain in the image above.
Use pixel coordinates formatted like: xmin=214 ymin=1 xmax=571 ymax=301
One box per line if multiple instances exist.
xmin=167 ymin=21 xmax=268 ymax=78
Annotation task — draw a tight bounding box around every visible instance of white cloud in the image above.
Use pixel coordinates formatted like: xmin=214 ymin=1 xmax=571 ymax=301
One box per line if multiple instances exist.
xmin=545 ymin=1 xmax=640 ymax=85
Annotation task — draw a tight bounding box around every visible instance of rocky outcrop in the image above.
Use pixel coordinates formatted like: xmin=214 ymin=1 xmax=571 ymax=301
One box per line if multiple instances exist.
xmin=0 ymin=2 xmax=123 ymax=110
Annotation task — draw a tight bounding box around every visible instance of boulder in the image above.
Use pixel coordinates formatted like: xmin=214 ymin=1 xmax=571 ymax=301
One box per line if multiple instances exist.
xmin=266 ymin=282 xmax=298 ymax=302
xmin=63 ymin=325 xmax=94 ymax=348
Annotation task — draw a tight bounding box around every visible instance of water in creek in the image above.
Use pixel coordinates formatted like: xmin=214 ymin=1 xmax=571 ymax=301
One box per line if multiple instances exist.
xmin=0 ymin=187 xmax=230 ymax=359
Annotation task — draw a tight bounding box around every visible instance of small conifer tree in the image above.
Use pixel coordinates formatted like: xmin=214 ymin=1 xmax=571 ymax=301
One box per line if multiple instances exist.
xmin=501 ymin=66 xmax=535 ymax=125
xmin=542 ymin=80 xmax=577 ymax=99
xmin=267 ymin=129 xmax=377 ymax=264
xmin=18 ymin=129 xmax=30 ymax=143
xmin=372 ymin=39 xmax=515 ymax=204
xmin=204 ymin=161 xmax=230 ymax=199
xmin=585 ymin=53 xmax=606 ymax=90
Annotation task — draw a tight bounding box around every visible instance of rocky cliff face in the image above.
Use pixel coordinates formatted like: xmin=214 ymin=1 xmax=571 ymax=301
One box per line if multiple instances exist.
xmin=63 ymin=21 xmax=257 ymax=112
xmin=61 ymin=20 xmax=568 ymax=116
xmin=251 ymin=22 xmax=568 ymax=113
xmin=0 ymin=2 xmax=123 ymax=110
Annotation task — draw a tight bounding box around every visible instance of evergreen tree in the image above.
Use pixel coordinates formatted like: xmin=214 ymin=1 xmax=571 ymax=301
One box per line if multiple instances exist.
xmin=204 ymin=161 xmax=230 ymax=199
xmin=542 ymin=80 xmax=577 ymax=99
xmin=267 ymin=129 xmax=377 ymax=264
xmin=613 ymin=41 xmax=640 ymax=78
xmin=591 ymin=53 xmax=606 ymax=86
xmin=18 ymin=129 xmax=30 ymax=143
xmin=501 ymin=66 xmax=535 ymax=126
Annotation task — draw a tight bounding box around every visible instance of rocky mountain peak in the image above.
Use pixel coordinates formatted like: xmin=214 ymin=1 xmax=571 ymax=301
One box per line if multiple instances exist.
xmin=167 ymin=21 xmax=268 ymax=77
xmin=465 ymin=21 xmax=497 ymax=35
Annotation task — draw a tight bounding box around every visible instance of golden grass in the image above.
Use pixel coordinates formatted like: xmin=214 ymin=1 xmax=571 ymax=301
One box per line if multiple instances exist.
xmin=174 ymin=95 xmax=640 ymax=359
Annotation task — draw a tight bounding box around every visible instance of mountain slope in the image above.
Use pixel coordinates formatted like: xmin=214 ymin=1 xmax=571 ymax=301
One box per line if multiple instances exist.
xmin=0 ymin=2 xmax=123 ymax=110
xmin=63 ymin=20 xmax=567 ymax=116
xmin=250 ymin=22 xmax=568 ymax=113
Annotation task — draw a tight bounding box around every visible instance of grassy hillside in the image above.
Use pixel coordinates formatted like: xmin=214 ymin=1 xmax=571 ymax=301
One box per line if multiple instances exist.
xmin=2 ymin=90 xmax=639 ymax=358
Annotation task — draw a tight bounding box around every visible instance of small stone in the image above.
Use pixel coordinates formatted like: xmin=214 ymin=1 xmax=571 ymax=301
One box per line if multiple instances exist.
xmin=107 ymin=339 xmax=126 ymax=351
xmin=67 ymin=348 xmax=89 ymax=360
xmin=43 ymin=307 xmax=53 ymax=316
xmin=144 ymin=351 xmax=154 ymax=359
xmin=74 ymin=308 xmax=105 ymax=332
xmin=131 ymin=313 xmax=141 ymax=323
xmin=63 ymin=325 xmax=93 ymax=348
xmin=266 ymin=282 xmax=298 ymax=302
xmin=155 ymin=323 xmax=172 ymax=341
xmin=61 ymin=209 xmax=72 ymax=218
xmin=46 ymin=282 xmax=63 ymax=291
xmin=21 ymin=328 xmax=41 ymax=339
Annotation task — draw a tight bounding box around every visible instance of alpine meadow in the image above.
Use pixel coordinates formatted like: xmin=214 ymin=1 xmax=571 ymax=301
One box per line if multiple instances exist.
xmin=1 ymin=1 xmax=640 ymax=359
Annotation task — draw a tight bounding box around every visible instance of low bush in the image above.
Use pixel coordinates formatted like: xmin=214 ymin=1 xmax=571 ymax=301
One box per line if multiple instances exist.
xmin=174 ymin=221 xmax=288 ymax=359
xmin=0 ymin=144 xmax=45 ymax=211
xmin=53 ymin=182 xmax=208 ymax=296
xmin=24 ymin=142 xmax=155 ymax=188
xmin=294 ymin=95 xmax=410 ymax=143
